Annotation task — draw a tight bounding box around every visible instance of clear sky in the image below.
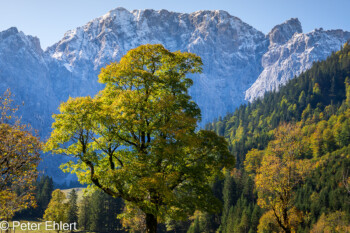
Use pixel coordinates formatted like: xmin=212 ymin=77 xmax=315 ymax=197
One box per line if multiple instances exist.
xmin=0 ymin=0 xmax=349 ymax=49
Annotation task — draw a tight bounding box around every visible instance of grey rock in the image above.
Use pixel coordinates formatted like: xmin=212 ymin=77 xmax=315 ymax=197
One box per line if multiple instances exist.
xmin=268 ymin=18 xmax=302 ymax=45
xmin=245 ymin=22 xmax=350 ymax=102
xmin=1 ymin=8 xmax=349 ymax=183
xmin=47 ymin=8 xmax=268 ymax=124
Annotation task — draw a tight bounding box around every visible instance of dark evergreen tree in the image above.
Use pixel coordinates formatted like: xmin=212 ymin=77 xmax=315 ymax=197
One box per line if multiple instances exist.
xmin=88 ymin=190 xmax=124 ymax=232
xmin=78 ymin=194 xmax=91 ymax=232
xmin=67 ymin=189 xmax=79 ymax=230
xmin=250 ymin=204 xmax=261 ymax=232
xmin=205 ymin=42 xmax=350 ymax=233
xmin=220 ymin=174 xmax=236 ymax=233
xmin=13 ymin=175 xmax=54 ymax=220
xmin=36 ymin=176 xmax=54 ymax=218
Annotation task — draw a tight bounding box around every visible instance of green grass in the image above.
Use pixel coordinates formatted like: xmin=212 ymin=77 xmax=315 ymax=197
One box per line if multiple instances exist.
xmin=61 ymin=188 xmax=85 ymax=202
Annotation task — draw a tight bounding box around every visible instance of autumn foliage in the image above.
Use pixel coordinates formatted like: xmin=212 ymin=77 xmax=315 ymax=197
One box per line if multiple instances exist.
xmin=0 ymin=90 xmax=41 ymax=220
xmin=245 ymin=123 xmax=311 ymax=233
xmin=45 ymin=44 xmax=234 ymax=233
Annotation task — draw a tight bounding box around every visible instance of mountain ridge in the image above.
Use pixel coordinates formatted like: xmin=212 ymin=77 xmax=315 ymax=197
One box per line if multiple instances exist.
xmin=1 ymin=8 xmax=350 ymax=183
xmin=45 ymin=7 xmax=268 ymax=125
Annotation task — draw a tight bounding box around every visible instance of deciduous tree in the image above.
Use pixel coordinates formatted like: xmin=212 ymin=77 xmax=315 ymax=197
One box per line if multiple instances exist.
xmin=0 ymin=89 xmax=41 ymax=220
xmin=45 ymin=44 xmax=234 ymax=233
xmin=310 ymin=211 xmax=350 ymax=233
xmin=44 ymin=189 xmax=68 ymax=231
xmin=245 ymin=123 xmax=309 ymax=233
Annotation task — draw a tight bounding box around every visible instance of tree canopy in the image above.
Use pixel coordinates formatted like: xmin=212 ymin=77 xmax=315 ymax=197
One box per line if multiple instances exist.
xmin=246 ymin=123 xmax=310 ymax=233
xmin=44 ymin=189 xmax=68 ymax=226
xmin=0 ymin=89 xmax=41 ymax=220
xmin=202 ymin=43 xmax=350 ymax=232
xmin=45 ymin=44 xmax=234 ymax=232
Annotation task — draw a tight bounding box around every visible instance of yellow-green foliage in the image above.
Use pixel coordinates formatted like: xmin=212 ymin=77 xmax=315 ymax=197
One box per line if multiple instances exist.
xmin=44 ymin=189 xmax=68 ymax=223
xmin=244 ymin=106 xmax=350 ymax=232
xmin=44 ymin=44 xmax=234 ymax=229
xmin=206 ymin=43 xmax=350 ymax=233
xmin=0 ymin=90 xmax=41 ymax=220
xmin=311 ymin=211 xmax=350 ymax=232
xmin=245 ymin=123 xmax=310 ymax=233
xmin=61 ymin=188 xmax=85 ymax=203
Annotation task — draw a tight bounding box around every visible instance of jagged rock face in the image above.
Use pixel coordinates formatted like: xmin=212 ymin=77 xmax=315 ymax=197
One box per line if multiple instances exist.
xmin=0 ymin=27 xmax=56 ymax=133
xmin=0 ymin=28 xmax=76 ymax=182
xmin=268 ymin=18 xmax=302 ymax=45
xmin=245 ymin=19 xmax=350 ymax=102
xmin=47 ymin=8 xmax=268 ymax=124
xmin=1 ymin=9 xmax=350 ymax=183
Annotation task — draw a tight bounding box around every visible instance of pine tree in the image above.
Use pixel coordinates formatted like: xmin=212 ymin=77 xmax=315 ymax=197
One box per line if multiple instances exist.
xmin=78 ymin=195 xmax=91 ymax=231
xmin=345 ymin=77 xmax=350 ymax=105
xmin=250 ymin=204 xmax=261 ymax=232
xmin=221 ymin=173 xmax=236 ymax=232
xmin=39 ymin=176 xmax=54 ymax=217
xmin=103 ymin=193 xmax=123 ymax=232
xmin=89 ymin=191 xmax=105 ymax=232
xmin=225 ymin=206 xmax=235 ymax=233
xmin=87 ymin=190 xmax=123 ymax=232
xmin=67 ymin=189 xmax=79 ymax=231
xmin=238 ymin=208 xmax=250 ymax=233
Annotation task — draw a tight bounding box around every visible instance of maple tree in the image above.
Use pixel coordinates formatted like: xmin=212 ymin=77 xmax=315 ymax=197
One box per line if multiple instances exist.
xmin=0 ymin=89 xmax=41 ymax=220
xmin=45 ymin=44 xmax=234 ymax=233
xmin=310 ymin=211 xmax=350 ymax=232
xmin=44 ymin=189 xmax=68 ymax=230
xmin=245 ymin=123 xmax=310 ymax=233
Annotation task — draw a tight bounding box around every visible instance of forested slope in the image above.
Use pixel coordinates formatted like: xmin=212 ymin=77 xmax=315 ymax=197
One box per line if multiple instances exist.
xmin=206 ymin=42 xmax=350 ymax=167
xmin=194 ymin=43 xmax=350 ymax=232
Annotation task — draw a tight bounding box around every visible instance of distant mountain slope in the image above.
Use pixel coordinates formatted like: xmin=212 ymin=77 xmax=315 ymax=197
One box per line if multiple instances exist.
xmin=0 ymin=27 xmax=56 ymax=133
xmin=45 ymin=8 xmax=350 ymax=123
xmin=207 ymin=42 xmax=350 ymax=166
xmin=206 ymin=43 xmax=350 ymax=233
xmin=46 ymin=8 xmax=268 ymax=124
xmin=1 ymin=8 xmax=350 ymax=183
xmin=245 ymin=18 xmax=350 ymax=102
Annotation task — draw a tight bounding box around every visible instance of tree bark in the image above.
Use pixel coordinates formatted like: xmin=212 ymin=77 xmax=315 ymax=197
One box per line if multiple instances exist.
xmin=282 ymin=207 xmax=291 ymax=233
xmin=145 ymin=213 xmax=157 ymax=233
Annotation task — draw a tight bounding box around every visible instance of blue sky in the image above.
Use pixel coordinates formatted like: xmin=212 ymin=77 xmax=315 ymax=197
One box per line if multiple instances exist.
xmin=0 ymin=0 xmax=349 ymax=49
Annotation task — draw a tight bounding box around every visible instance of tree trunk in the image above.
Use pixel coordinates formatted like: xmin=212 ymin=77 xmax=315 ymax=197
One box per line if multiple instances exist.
xmin=145 ymin=213 xmax=157 ymax=233
xmin=282 ymin=207 xmax=291 ymax=233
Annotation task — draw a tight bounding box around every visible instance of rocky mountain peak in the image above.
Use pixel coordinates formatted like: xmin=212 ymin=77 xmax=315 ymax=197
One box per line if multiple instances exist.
xmin=0 ymin=27 xmax=43 ymax=57
xmin=245 ymin=19 xmax=350 ymax=103
xmin=1 ymin=9 xmax=350 ymax=183
xmin=0 ymin=27 xmax=19 ymax=40
xmin=268 ymin=18 xmax=302 ymax=45
xmin=45 ymin=8 xmax=267 ymax=129
xmin=102 ymin=7 xmax=132 ymax=20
